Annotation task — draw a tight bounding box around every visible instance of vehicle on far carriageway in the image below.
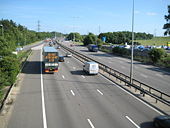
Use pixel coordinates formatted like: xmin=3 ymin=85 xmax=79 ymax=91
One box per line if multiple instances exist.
xmin=87 ymin=44 xmax=98 ymax=52
xmin=42 ymin=46 xmax=59 ymax=73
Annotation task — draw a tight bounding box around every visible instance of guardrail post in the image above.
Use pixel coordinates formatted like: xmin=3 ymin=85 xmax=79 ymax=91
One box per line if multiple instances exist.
xmin=160 ymin=93 xmax=162 ymax=99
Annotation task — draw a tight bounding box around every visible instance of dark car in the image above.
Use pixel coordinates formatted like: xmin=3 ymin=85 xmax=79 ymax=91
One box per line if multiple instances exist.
xmin=59 ymin=56 xmax=64 ymax=62
xmin=153 ymin=115 xmax=170 ymax=128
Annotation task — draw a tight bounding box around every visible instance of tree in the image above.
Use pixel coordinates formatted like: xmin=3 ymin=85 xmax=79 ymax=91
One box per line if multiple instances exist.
xmin=163 ymin=5 xmax=170 ymax=36
xmin=83 ymin=33 xmax=97 ymax=46
xmin=148 ymin=48 xmax=166 ymax=63
xmin=66 ymin=32 xmax=83 ymax=42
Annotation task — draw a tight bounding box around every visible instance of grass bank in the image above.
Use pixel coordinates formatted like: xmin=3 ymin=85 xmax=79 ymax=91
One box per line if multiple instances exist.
xmin=135 ymin=37 xmax=170 ymax=46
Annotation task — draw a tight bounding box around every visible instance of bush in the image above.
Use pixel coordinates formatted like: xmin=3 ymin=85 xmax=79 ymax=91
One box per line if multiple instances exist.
xmin=148 ymin=48 xmax=166 ymax=63
xmin=0 ymin=56 xmax=19 ymax=86
xmin=112 ymin=47 xmax=130 ymax=56
xmin=161 ymin=56 xmax=170 ymax=67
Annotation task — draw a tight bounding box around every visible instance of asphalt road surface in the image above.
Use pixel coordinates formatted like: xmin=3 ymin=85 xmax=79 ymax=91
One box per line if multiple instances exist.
xmin=60 ymin=41 xmax=170 ymax=94
xmin=7 ymin=43 xmax=162 ymax=128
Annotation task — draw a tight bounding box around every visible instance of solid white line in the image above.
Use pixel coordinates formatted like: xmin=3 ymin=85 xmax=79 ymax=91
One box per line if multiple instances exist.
xmin=99 ymin=74 xmax=164 ymax=115
xmin=70 ymin=90 xmax=75 ymax=96
xmin=73 ymin=67 xmax=76 ymax=69
xmin=125 ymin=116 xmax=140 ymax=128
xmin=62 ymin=75 xmax=65 ymax=79
xmin=40 ymin=49 xmax=48 ymax=128
xmin=81 ymin=75 xmax=85 ymax=78
xmin=97 ymin=89 xmax=103 ymax=95
xmin=87 ymin=119 xmax=95 ymax=128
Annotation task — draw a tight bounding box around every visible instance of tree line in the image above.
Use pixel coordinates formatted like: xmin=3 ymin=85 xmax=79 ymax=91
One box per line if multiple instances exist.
xmin=66 ymin=31 xmax=153 ymax=46
xmin=0 ymin=19 xmax=57 ymax=89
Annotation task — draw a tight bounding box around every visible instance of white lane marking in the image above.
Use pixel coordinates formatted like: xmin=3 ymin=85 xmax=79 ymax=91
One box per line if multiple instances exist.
xmin=99 ymin=74 xmax=164 ymax=115
xmin=87 ymin=119 xmax=95 ymax=128
xmin=81 ymin=75 xmax=85 ymax=78
xmin=40 ymin=49 xmax=48 ymax=128
xmin=140 ymin=73 xmax=148 ymax=78
xmin=97 ymin=89 xmax=103 ymax=95
xmin=67 ymin=61 xmax=69 ymax=63
xmin=155 ymin=73 xmax=163 ymax=78
xmin=125 ymin=116 xmax=140 ymax=128
xmin=62 ymin=75 xmax=65 ymax=79
xmin=70 ymin=90 xmax=75 ymax=96
xmin=73 ymin=67 xmax=76 ymax=70
xmin=65 ymin=47 xmax=164 ymax=115
xmin=121 ymin=66 xmax=125 ymax=69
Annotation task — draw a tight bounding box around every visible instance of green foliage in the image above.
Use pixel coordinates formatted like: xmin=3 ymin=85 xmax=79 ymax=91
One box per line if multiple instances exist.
xmin=66 ymin=32 xmax=83 ymax=42
xmin=112 ymin=47 xmax=130 ymax=56
xmin=83 ymin=33 xmax=97 ymax=46
xmin=96 ymin=38 xmax=104 ymax=48
xmin=0 ymin=19 xmax=56 ymax=89
xmin=163 ymin=5 xmax=170 ymax=36
xmin=0 ymin=56 xmax=19 ymax=86
xmin=135 ymin=37 xmax=170 ymax=46
xmin=98 ymin=31 xmax=153 ymax=44
xmin=161 ymin=55 xmax=170 ymax=67
xmin=148 ymin=48 xmax=166 ymax=63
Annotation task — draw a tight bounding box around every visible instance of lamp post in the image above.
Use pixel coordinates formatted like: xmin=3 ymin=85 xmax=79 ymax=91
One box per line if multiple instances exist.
xmin=130 ymin=0 xmax=135 ymax=84
xmin=0 ymin=24 xmax=4 ymax=38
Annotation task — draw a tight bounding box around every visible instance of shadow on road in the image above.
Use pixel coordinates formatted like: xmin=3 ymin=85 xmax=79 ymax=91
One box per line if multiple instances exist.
xmin=80 ymin=49 xmax=89 ymax=52
xmin=89 ymin=53 xmax=112 ymax=57
xmin=21 ymin=61 xmax=45 ymax=74
xmin=70 ymin=70 xmax=89 ymax=76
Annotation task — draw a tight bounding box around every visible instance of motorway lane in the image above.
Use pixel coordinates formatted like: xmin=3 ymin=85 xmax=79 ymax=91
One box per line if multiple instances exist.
xmin=43 ymin=48 xmax=160 ymax=128
xmin=43 ymin=55 xmax=135 ymax=128
xmin=7 ymin=50 xmax=43 ymax=128
xmin=60 ymin=41 xmax=170 ymax=94
xmin=7 ymin=46 xmax=161 ymax=128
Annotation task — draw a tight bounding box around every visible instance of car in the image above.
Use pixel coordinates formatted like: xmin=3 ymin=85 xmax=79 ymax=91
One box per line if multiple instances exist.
xmin=153 ymin=115 xmax=170 ymax=128
xmin=59 ymin=56 xmax=64 ymax=62
xmin=66 ymin=52 xmax=72 ymax=57
xmin=56 ymin=46 xmax=60 ymax=49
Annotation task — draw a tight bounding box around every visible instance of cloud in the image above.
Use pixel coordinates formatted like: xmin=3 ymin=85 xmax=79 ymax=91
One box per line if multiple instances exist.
xmin=146 ymin=12 xmax=157 ymax=16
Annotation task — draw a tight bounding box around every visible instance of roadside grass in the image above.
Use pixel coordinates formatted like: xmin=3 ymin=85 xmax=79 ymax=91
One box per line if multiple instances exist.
xmin=135 ymin=37 xmax=170 ymax=46
xmin=73 ymin=41 xmax=84 ymax=45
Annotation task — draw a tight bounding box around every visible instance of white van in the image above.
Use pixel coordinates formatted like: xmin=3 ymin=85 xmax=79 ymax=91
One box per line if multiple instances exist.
xmin=83 ymin=62 xmax=99 ymax=75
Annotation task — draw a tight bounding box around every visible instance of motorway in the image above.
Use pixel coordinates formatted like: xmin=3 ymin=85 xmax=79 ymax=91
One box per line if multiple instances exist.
xmin=6 ymin=43 xmax=162 ymax=128
xmin=60 ymin=41 xmax=170 ymax=94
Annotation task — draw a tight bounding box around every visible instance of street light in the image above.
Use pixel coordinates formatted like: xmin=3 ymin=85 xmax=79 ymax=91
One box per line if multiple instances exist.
xmin=0 ymin=24 xmax=4 ymax=38
xmin=130 ymin=0 xmax=135 ymax=84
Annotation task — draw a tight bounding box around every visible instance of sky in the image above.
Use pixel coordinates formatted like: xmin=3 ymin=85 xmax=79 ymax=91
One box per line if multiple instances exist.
xmin=0 ymin=0 xmax=169 ymax=36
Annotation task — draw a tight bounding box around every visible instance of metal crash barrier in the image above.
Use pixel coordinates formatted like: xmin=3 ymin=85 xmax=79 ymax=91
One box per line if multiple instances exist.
xmin=58 ymin=43 xmax=170 ymax=110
